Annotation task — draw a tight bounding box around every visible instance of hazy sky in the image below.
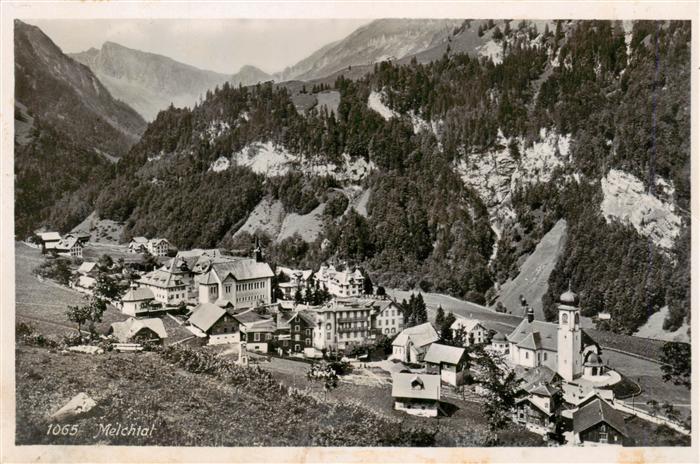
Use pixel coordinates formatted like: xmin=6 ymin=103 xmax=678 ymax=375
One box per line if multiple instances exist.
xmin=30 ymin=19 xmax=372 ymax=75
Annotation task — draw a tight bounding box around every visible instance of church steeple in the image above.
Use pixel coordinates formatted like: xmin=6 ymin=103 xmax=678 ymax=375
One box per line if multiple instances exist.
xmin=557 ymin=283 xmax=582 ymax=381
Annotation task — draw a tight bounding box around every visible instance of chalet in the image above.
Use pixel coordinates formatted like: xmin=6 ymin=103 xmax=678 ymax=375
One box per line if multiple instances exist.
xmin=187 ymin=302 xmax=240 ymax=345
xmin=282 ymin=310 xmax=315 ymax=353
xmin=128 ymin=237 xmax=149 ymax=254
xmin=109 ymin=317 xmax=168 ymax=344
xmin=423 ymin=343 xmax=468 ymax=386
xmin=370 ymin=300 xmax=403 ymax=337
xmin=450 ymin=316 xmax=488 ymax=346
xmin=276 ymin=266 xmax=313 ymax=300
xmin=55 ymin=236 xmax=83 ymax=258
xmin=391 ymin=373 xmax=441 ymax=417
xmin=39 ymin=231 xmax=61 ymax=253
xmin=120 ymin=286 xmax=156 ymax=317
xmin=506 ymin=290 xmax=601 ymax=382
xmin=148 ymin=238 xmax=170 ymax=257
xmin=75 ymin=261 xmax=99 ymax=289
xmin=315 ymin=264 xmax=364 ymax=298
xmin=573 ymin=396 xmax=628 ymax=445
xmin=513 ymin=382 xmax=561 ymax=436
xmin=391 ymin=322 xmax=439 ymax=363
xmin=237 ymin=310 xmax=275 ymax=352
xmin=197 ymin=259 xmax=274 ymax=309
xmin=64 ymin=232 xmax=90 ymax=245
xmin=139 ymin=265 xmax=188 ymax=307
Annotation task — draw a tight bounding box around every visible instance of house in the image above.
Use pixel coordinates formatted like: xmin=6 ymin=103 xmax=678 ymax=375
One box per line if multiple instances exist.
xmin=120 ymin=286 xmax=156 ymax=317
xmin=370 ymin=300 xmax=404 ymax=337
xmin=75 ymin=261 xmax=99 ymax=289
xmin=506 ymin=289 xmax=600 ymax=382
xmin=280 ymin=310 xmax=315 ymax=353
xmin=197 ymin=259 xmax=275 ymax=309
xmin=513 ymin=382 xmax=561 ymax=436
xmin=391 ymin=373 xmax=441 ymax=417
xmin=315 ymin=264 xmax=364 ymax=298
xmin=490 ymin=332 xmax=509 ymax=355
xmin=55 ymin=236 xmax=84 ymax=258
xmin=236 ymin=309 xmax=276 ymax=352
xmin=573 ymin=396 xmax=628 ymax=445
xmin=391 ymin=322 xmax=440 ymax=363
xmin=276 ymin=267 xmax=313 ymax=300
xmin=423 ymin=343 xmax=468 ymax=386
xmin=39 ymin=231 xmax=61 ymax=253
xmin=187 ymin=302 xmax=240 ymax=345
xmin=450 ymin=316 xmax=488 ymax=346
xmin=109 ymin=317 xmax=168 ymax=344
xmin=128 ymin=237 xmax=149 ymax=254
xmin=64 ymin=232 xmax=90 ymax=245
xmin=148 ymin=238 xmax=170 ymax=257
xmin=139 ymin=264 xmax=188 ymax=307
xmin=309 ymin=298 xmax=374 ymax=352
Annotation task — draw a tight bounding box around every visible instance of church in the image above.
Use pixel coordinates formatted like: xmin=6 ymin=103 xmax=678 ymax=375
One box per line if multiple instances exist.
xmin=506 ymin=288 xmax=602 ymax=382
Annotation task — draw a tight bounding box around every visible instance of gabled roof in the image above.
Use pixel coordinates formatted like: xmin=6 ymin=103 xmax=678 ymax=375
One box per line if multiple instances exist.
xmin=518 ymin=365 xmax=561 ymax=392
xmin=451 ymin=316 xmax=485 ymax=333
xmin=40 ymin=232 xmax=61 ymax=241
xmin=77 ymin=262 xmax=98 ymax=275
xmin=392 ymin=322 xmax=439 ymax=348
xmin=507 ymin=319 xmax=559 ymax=352
xmin=122 ymin=287 xmax=155 ymax=302
xmin=188 ymin=303 xmax=228 ymax=332
xmin=131 ymin=237 xmax=148 ymax=244
xmin=391 ymin=373 xmax=441 ymax=401
xmin=56 ymin=236 xmax=81 ymax=250
xmin=149 ymin=238 xmax=169 ymax=246
xmin=518 ymin=332 xmax=542 ymax=350
xmin=110 ymin=317 xmax=168 ymax=342
xmin=243 ymin=319 xmax=276 ymax=332
xmin=234 ymin=309 xmax=269 ymax=325
xmin=528 ymin=382 xmax=559 ymax=397
xmin=423 ymin=343 xmax=466 ymax=365
xmin=139 ymin=268 xmax=186 ymax=288
xmin=211 ymin=259 xmax=274 ymax=281
xmin=573 ymin=397 xmax=628 ymax=437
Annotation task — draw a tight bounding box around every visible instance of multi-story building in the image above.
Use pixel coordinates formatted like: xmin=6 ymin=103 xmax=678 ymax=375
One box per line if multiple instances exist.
xmin=138 ymin=263 xmax=188 ymax=307
xmin=314 ymin=265 xmax=364 ymax=298
xmin=370 ymin=300 xmax=404 ymax=337
xmin=197 ymin=259 xmax=275 ymax=310
xmin=310 ymin=298 xmax=374 ymax=351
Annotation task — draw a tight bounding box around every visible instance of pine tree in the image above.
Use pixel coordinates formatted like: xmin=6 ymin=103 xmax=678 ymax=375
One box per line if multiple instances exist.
xmin=435 ymin=305 xmax=445 ymax=326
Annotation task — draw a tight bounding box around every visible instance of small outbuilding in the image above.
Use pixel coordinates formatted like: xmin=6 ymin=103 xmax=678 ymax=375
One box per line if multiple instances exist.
xmin=391 ymin=373 xmax=441 ymax=417
xmin=573 ymin=396 xmax=628 ymax=445
xmin=109 ymin=317 xmax=168 ymax=344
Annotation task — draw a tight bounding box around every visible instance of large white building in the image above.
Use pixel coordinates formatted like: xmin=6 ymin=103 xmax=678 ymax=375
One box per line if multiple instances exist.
xmin=197 ymin=259 xmax=275 ymax=309
xmin=315 ymin=265 xmax=364 ymax=298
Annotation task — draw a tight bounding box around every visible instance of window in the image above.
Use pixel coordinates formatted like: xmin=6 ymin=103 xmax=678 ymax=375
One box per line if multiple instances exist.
xmin=385 ymin=329 xmax=389 ymax=334
xmin=283 ymin=340 xmax=288 ymax=347
xmin=305 ymin=338 xmax=311 ymax=346
xmin=266 ymin=333 xmax=272 ymax=341
xmin=561 ymin=313 xmax=568 ymax=324
xmin=225 ymin=285 xmax=231 ymax=293
xmin=254 ymin=333 xmax=260 ymax=342
xmin=543 ymin=352 xmax=548 ymax=361
xmin=525 ymin=351 xmax=529 ymax=359
xmin=295 ymin=325 xmax=300 ymax=332
xmin=326 ymin=332 xmax=331 ymax=340
xmin=599 ymin=432 xmax=608 ymax=443
xmin=326 ymin=323 xmax=331 ymax=330
xmin=391 ymin=328 xmax=395 ymax=334
xmin=305 ymin=329 xmax=311 ymax=336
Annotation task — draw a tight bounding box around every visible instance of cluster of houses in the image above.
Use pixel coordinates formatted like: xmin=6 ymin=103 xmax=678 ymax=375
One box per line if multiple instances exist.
xmin=387 ymin=290 xmax=629 ymax=446
xmin=102 ymin=238 xmax=630 ymax=446
xmin=128 ymin=237 xmax=171 ymax=256
xmin=38 ymin=231 xmax=90 ymax=258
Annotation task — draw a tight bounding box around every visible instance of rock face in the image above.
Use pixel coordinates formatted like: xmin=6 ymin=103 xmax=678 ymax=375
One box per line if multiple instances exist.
xmin=50 ymin=393 xmax=97 ymax=422
xmin=600 ymin=169 xmax=681 ymax=250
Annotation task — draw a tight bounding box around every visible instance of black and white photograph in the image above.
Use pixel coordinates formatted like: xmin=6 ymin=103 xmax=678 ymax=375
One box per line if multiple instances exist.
xmin=1 ymin=1 xmax=697 ymax=462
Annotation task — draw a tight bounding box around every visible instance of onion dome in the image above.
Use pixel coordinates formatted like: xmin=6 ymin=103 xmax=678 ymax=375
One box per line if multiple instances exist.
xmin=560 ymin=289 xmax=579 ymax=306
xmin=584 ymin=352 xmax=603 ymax=367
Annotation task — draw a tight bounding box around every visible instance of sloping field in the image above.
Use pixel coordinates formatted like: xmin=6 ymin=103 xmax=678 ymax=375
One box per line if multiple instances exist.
xmin=70 ymin=211 xmax=124 ymax=244
xmin=494 ymin=219 xmax=568 ymax=319
xmin=634 ymin=306 xmax=690 ymax=343
xmin=277 ymin=202 xmax=326 ymax=242
xmin=15 ymin=242 xmax=128 ymax=336
xmin=233 ymin=197 xmax=286 ymax=240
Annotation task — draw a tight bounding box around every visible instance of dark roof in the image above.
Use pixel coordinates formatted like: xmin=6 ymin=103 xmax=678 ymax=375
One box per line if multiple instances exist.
xmin=518 ymin=365 xmax=561 ymax=392
xmin=573 ymin=397 xmax=628 ymax=437
xmin=508 ymin=318 xmax=597 ymax=353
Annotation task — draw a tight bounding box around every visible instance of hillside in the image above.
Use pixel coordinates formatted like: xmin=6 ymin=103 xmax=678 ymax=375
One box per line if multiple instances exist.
xmin=58 ymin=20 xmax=690 ymax=335
xmin=71 ymin=42 xmax=234 ymax=121
xmin=14 ymin=20 xmax=147 ymax=237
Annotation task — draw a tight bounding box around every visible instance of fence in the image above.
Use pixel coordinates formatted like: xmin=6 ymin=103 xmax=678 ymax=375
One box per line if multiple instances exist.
xmin=611 ymin=399 xmax=690 ymax=436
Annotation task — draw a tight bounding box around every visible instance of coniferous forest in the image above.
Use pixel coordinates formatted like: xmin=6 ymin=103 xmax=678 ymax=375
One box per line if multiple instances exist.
xmin=16 ymin=20 xmax=690 ymax=336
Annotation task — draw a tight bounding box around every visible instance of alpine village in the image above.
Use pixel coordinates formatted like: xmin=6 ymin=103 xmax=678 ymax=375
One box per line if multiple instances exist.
xmin=13 ymin=18 xmax=691 ymax=448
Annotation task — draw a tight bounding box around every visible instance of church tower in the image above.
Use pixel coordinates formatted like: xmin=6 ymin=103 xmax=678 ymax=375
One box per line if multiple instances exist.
xmin=557 ymin=285 xmax=582 ymax=381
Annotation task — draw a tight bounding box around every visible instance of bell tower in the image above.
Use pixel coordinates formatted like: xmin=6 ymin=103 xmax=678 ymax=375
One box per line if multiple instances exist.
xmin=557 ymin=284 xmax=582 ymax=381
